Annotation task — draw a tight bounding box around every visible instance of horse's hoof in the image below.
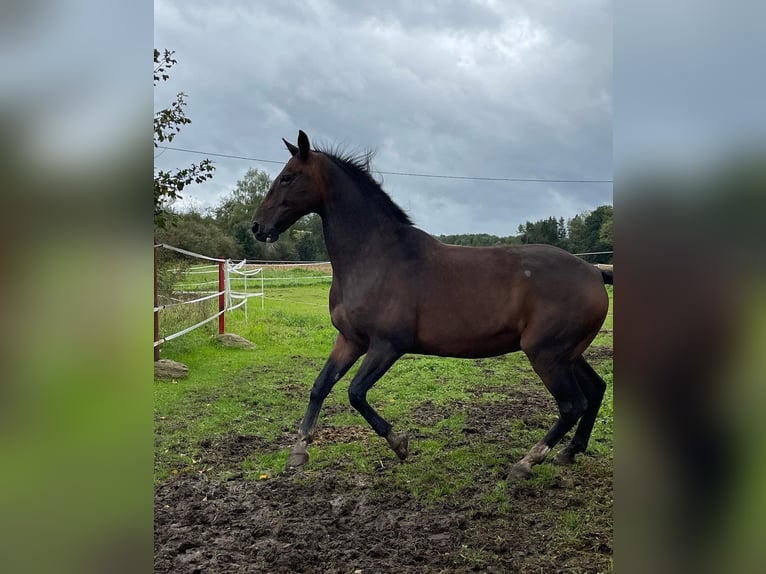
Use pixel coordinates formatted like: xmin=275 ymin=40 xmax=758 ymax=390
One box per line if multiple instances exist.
xmin=285 ymin=449 xmax=309 ymax=471
xmin=507 ymin=462 xmax=534 ymax=480
xmin=553 ymin=450 xmax=576 ymax=466
xmin=386 ymin=432 xmax=409 ymax=460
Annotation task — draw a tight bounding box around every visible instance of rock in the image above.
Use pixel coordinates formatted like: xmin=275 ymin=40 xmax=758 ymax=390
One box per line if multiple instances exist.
xmin=154 ymin=359 xmax=189 ymax=380
xmin=214 ymin=333 xmax=256 ymax=350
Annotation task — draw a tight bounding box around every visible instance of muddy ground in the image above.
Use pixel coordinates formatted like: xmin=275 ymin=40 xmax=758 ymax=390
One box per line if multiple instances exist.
xmin=155 ymin=357 xmax=612 ymax=573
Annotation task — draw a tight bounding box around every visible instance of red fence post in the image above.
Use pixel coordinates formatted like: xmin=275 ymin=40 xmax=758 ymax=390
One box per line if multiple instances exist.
xmin=154 ymin=247 xmax=160 ymax=361
xmin=218 ymin=261 xmax=225 ymax=335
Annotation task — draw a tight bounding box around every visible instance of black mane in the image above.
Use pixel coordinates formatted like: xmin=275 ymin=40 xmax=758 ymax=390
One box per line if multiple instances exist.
xmin=316 ymin=145 xmax=414 ymax=226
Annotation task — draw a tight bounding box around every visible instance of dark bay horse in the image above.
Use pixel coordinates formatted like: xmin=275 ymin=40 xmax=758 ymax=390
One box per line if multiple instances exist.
xmin=252 ymin=130 xmax=612 ymax=479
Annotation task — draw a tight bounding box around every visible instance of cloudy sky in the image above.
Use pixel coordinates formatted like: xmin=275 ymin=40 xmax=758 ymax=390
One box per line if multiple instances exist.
xmin=154 ymin=0 xmax=612 ymax=236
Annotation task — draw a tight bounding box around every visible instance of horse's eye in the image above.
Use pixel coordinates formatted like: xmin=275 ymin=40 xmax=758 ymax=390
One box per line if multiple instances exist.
xmin=280 ymin=174 xmax=293 ymax=185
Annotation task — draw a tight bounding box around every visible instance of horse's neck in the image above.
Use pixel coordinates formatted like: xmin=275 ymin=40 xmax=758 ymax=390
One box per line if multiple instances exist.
xmin=320 ymin=188 xmax=405 ymax=278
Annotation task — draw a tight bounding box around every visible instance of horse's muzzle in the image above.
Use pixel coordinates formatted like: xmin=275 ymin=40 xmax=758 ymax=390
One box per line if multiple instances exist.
xmin=252 ymin=222 xmax=279 ymax=243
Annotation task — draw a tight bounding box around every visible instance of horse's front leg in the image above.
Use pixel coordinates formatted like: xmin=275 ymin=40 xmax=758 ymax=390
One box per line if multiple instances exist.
xmin=286 ymin=334 xmax=363 ymax=470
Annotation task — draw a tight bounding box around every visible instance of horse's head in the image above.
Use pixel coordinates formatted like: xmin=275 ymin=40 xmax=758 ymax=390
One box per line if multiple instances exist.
xmin=252 ymin=130 xmax=323 ymax=243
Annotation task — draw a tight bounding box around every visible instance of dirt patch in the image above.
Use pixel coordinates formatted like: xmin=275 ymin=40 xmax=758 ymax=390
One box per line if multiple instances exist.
xmin=155 ymin=474 xmax=460 ymax=574
xmin=468 ymin=383 xmax=555 ymax=436
xmin=409 ymin=392 xmax=552 ymax=445
xmin=157 ymin=383 xmax=612 ymax=573
xmin=193 ymin=434 xmax=275 ymax=475
xmin=312 ymin=425 xmax=372 ymax=446
xmin=584 ymin=345 xmax=614 ymax=362
xmin=155 ymin=460 xmax=612 ymax=573
xmin=199 ymin=434 xmax=271 ymax=459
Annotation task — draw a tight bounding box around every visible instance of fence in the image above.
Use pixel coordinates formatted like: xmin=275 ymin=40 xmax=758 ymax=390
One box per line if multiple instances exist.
xmin=153 ymin=244 xmax=265 ymax=360
xmin=154 ymin=244 xmax=610 ymax=358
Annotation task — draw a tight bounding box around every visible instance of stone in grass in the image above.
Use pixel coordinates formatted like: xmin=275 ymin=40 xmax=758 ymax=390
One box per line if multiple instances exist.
xmin=154 ymin=359 xmax=189 ymax=380
xmin=214 ymin=333 xmax=256 ymax=350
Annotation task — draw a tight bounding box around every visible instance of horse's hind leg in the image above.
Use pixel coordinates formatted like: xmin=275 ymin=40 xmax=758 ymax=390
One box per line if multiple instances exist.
xmin=286 ymin=334 xmax=363 ymax=470
xmin=553 ymin=356 xmax=606 ymax=465
xmin=509 ymin=354 xmax=587 ymax=479
xmin=346 ymin=344 xmax=408 ymax=460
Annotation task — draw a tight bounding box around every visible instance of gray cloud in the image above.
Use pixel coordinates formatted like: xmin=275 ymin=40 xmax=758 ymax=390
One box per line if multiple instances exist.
xmin=155 ymin=0 xmax=611 ymax=235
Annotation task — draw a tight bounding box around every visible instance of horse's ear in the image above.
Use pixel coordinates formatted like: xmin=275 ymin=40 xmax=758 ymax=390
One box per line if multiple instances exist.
xmin=283 ymin=138 xmax=299 ymax=157
xmin=297 ymin=130 xmax=310 ymax=160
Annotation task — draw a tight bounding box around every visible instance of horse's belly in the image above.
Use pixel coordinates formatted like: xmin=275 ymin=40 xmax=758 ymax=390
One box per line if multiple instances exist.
xmin=412 ymin=292 xmax=523 ymax=358
xmin=412 ymin=328 xmax=521 ymax=359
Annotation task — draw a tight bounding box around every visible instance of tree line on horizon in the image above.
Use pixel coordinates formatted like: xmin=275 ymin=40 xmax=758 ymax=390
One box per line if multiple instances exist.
xmin=155 ymin=168 xmax=613 ymax=264
xmin=438 ymin=204 xmax=613 ymax=264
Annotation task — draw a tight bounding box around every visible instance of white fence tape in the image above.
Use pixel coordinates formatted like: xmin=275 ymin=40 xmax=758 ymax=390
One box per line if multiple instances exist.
xmin=573 ymin=250 xmax=613 ymax=256
xmin=155 ymin=244 xmax=266 ymax=347
xmin=260 ymin=275 xmax=332 ymax=282
xmin=176 ymin=268 xmax=220 ymax=275
xmin=227 ymin=298 xmax=248 ymax=312
xmin=230 ymin=268 xmax=264 ymax=277
xmin=176 ymin=280 xmax=219 ymax=287
xmin=229 ymin=292 xmax=263 ymax=299
xmin=248 ymin=260 xmax=330 ymax=267
xmin=155 ymin=243 xmax=227 ymax=262
xmin=154 ymin=289 xmax=225 ymax=312
xmin=188 ymin=264 xmax=218 ymax=270
xmin=154 ymin=309 xmax=225 ymax=347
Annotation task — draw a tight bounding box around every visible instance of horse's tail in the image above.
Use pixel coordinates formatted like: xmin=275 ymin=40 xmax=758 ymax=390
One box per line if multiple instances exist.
xmin=595 ymin=264 xmax=613 ymax=285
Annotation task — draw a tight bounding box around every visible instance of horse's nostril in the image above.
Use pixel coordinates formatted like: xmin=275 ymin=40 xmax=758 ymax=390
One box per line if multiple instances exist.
xmin=252 ymin=222 xmax=259 ymax=234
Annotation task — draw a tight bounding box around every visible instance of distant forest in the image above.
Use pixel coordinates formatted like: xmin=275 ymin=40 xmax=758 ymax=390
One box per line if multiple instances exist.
xmin=437 ymin=204 xmax=613 ymax=264
xmin=155 ymin=168 xmax=613 ymax=264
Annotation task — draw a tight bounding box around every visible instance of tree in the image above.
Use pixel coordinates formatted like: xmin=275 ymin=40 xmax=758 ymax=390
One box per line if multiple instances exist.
xmin=293 ymin=215 xmax=329 ymax=260
xmin=214 ymin=169 xmax=271 ymax=259
xmin=155 ymin=208 xmax=238 ymax=261
xmin=518 ymin=217 xmax=568 ymax=249
xmin=566 ymin=213 xmax=586 ymax=251
xmin=598 ymin=215 xmax=613 ymax=247
xmin=567 ymin=205 xmax=613 ymax=263
xmin=437 ymin=233 xmax=520 ymax=247
xmin=153 ymin=49 xmax=215 ymax=228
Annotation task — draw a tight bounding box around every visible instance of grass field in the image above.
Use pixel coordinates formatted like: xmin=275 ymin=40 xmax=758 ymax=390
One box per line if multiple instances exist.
xmin=155 ymin=275 xmax=613 ymax=572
